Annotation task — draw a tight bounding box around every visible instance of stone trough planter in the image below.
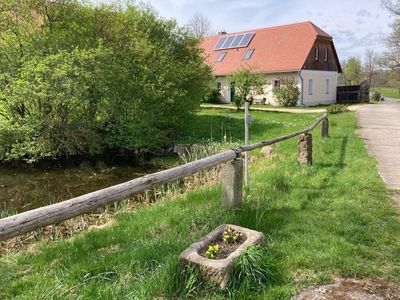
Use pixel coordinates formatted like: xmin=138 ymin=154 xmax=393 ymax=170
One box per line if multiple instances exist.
xmin=179 ymin=224 xmax=264 ymax=289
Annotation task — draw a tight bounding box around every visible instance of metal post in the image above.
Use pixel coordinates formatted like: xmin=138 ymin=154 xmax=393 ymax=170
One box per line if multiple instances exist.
xmin=244 ymin=100 xmax=250 ymax=188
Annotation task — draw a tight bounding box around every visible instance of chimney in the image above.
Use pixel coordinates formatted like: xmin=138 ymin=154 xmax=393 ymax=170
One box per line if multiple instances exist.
xmin=218 ymin=30 xmax=227 ymax=35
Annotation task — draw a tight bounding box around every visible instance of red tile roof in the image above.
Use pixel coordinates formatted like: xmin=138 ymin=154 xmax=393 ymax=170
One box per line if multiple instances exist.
xmin=200 ymin=21 xmax=333 ymax=76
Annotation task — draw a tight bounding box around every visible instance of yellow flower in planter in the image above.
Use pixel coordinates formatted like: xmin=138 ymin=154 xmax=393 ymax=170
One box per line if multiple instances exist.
xmin=205 ymin=244 xmax=220 ymax=259
xmin=223 ymin=227 xmax=242 ymax=244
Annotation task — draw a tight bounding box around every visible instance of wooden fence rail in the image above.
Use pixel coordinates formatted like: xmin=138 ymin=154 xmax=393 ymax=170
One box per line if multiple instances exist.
xmin=0 ymin=113 xmax=328 ymax=241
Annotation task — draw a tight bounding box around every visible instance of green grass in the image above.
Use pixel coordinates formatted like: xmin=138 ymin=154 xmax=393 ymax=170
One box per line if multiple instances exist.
xmin=202 ymin=103 xmax=328 ymax=110
xmin=373 ymin=87 xmax=400 ymax=99
xmin=1 ymin=109 xmax=400 ymax=299
xmin=178 ymin=108 xmax=319 ymax=144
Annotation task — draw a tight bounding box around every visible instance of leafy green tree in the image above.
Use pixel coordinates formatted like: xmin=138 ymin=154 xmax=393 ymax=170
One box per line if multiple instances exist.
xmin=228 ymin=69 xmax=265 ymax=110
xmin=273 ymin=78 xmax=300 ymax=107
xmin=343 ymin=57 xmax=362 ymax=85
xmin=0 ymin=1 xmax=213 ymax=163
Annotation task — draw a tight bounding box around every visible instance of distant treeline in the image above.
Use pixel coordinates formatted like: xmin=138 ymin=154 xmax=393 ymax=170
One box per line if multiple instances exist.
xmin=0 ymin=0 xmax=213 ymax=163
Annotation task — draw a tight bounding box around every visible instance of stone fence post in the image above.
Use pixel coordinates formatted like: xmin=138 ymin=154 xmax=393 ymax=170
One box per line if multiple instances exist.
xmin=298 ymin=133 xmax=312 ymax=165
xmin=321 ymin=117 xmax=329 ymax=138
xmin=222 ymin=158 xmax=243 ymax=208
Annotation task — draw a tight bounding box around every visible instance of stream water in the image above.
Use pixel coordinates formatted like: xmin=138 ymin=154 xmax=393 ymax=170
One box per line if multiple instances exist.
xmin=0 ymin=160 xmax=171 ymax=214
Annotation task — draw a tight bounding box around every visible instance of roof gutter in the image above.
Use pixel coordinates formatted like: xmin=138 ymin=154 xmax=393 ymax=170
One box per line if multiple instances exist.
xmin=298 ymin=70 xmax=304 ymax=106
xmin=215 ymin=69 xmax=301 ymax=77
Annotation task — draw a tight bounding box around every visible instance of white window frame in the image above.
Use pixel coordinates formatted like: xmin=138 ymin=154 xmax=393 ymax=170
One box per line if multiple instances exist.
xmin=308 ymin=79 xmax=313 ymax=95
xmin=325 ymin=79 xmax=330 ymax=94
xmin=324 ymin=48 xmax=328 ymax=62
xmin=216 ymin=52 xmax=227 ymax=63
xmin=315 ymin=46 xmax=319 ymax=61
xmin=243 ymin=49 xmax=255 ymax=61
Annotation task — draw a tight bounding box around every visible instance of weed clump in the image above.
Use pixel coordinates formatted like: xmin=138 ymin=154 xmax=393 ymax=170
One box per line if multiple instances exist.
xmin=327 ymin=104 xmax=348 ymax=114
xmin=228 ymin=245 xmax=272 ymax=293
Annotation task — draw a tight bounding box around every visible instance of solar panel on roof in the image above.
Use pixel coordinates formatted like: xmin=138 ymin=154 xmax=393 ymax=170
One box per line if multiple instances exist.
xmin=214 ymin=36 xmax=228 ymax=49
xmin=222 ymin=35 xmax=236 ymax=48
xmin=230 ymin=34 xmax=244 ymax=48
xmin=214 ymin=32 xmax=255 ymax=50
xmin=238 ymin=33 xmax=254 ymax=47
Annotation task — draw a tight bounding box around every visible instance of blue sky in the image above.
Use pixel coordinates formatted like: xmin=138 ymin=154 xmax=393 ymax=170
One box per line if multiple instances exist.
xmin=143 ymin=0 xmax=394 ymax=62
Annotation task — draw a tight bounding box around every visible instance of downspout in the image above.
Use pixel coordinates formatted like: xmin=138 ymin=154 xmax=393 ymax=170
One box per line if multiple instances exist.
xmin=298 ymin=70 xmax=304 ymax=106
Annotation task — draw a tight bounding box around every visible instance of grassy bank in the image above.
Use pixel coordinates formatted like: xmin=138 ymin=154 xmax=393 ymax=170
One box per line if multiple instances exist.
xmin=1 ymin=109 xmax=400 ymax=299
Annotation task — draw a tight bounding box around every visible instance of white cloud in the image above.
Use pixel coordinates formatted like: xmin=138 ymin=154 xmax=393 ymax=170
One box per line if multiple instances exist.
xmin=144 ymin=0 xmax=395 ymax=60
xmin=356 ymin=9 xmax=371 ymax=17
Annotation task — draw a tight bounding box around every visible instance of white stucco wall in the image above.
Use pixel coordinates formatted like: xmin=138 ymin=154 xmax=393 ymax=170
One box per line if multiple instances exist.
xmin=216 ymin=73 xmax=300 ymax=105
xmin=215 ymin=70 xmax=338 ymax=106
xmin=216 ymin=77 xmax=231 ymax=103
xmin=300 ymin=70 xmax=338 ymax=106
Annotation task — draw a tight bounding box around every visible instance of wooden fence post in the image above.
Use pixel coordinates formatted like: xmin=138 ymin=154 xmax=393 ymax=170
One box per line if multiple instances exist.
xmin=222 ymin=159 xmax=243 ymax=208
xmin=321 ymin=117 xmax=329 ymax=138
xmin=298 ymin=133 xmax=313 ymax=165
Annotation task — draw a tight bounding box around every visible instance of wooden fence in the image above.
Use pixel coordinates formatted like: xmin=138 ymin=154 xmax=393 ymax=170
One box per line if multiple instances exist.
xmin=0 ymin=113 xmax=329 ymax=241
xmin=337 ymin=84 xmax=369 ymax=104
xmin=337 ymin=85 xmax=360 ymax=103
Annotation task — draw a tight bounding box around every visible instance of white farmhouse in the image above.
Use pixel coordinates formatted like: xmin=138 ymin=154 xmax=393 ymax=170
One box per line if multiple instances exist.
xmin=200 ymin=21 xmax=342 ymax=106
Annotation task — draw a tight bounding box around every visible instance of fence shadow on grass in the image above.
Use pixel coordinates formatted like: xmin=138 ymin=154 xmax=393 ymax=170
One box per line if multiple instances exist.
xmin=315 ymin=135 xmax=348 ymax=176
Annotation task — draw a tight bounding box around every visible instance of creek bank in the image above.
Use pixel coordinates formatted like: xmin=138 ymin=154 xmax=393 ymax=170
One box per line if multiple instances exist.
xmin=0 ymin=150 xmax=180 ymax=214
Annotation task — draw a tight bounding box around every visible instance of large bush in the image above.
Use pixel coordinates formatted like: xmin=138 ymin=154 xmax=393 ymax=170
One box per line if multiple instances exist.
xmin=273 ymin=78 xmax=300 ymax=107
xmin=228 ymin=69 xmax=265 ymax=110
xmin=371 ymin=91 xmax=382 ymax=102
xmin=0 ymin=1 xmax=213 ymax=162
xmin=203 ymin=89 xmax=221 ymax=103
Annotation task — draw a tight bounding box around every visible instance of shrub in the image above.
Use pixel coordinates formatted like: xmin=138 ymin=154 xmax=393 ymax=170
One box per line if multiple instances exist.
xmin=327 ymin=104 xmax=349 ymax=114
xmin=203 ymin=89 xmax=221 ymax=103
xmin=0 ymin=2 xmax=213 ymax=163
xmin=228 ymin=69 xmax=265 ymax=110
xmin=273 ymin=78 xmax=300 ymax=107
xmin=371 ymin=91 xmax=382 ymax=102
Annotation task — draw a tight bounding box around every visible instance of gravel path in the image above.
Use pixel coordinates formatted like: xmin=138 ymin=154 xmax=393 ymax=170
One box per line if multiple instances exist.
xmin=357 ymin=99 xmax=400 ymax=207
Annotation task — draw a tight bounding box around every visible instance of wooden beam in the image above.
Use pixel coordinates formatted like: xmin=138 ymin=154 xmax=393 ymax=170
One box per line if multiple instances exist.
xmin=0 ymin=150 xmax=237 ymax=241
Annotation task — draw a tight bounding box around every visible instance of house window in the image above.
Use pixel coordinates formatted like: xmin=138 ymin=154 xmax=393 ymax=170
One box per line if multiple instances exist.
xmin=217 ymin=82 xmax=222 ymax=92
xmin=216 ymin=52 xmax=227 ymax=63
xmin=308 ymin=79 xmax=313 ymax=95
xmin=243 ymin=49 xmax=254 ymax=60
xmin=324 ymin=48 xmax=328 ymax=62
xmin=315 ymin=46 xmax=319 ymax=61
xmin=325 ymin=79 xmax=330 ymax=94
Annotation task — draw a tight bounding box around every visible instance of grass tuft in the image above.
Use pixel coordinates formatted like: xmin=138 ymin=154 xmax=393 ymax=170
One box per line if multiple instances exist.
xmin=228 ymin=245 xmax=273 ymax=295
xmin=168 ymin=263 xmax=218 ymax=298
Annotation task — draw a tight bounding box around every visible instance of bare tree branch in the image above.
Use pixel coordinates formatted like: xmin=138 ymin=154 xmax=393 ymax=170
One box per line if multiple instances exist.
xmin=364 ymin=49 xmax=377 ymax=87
xmin=382 ymin=0 xmax=400 ymax=16
xmin=188 ymin=13 xmax=212 ymax=38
